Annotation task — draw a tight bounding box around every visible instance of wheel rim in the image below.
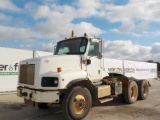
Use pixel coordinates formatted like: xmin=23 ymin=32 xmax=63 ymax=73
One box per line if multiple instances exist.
xmin=72 ymin=95 xmax=86 ymax=115
xmin=130 ymin=86 xmax=137 ymax=99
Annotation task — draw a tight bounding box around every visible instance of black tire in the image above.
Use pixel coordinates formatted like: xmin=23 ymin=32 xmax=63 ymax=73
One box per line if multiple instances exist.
xmin=123 ymin=81 xmax=138 ymax=104
xmin=62 ymin=87 xmax=92 ymax=120
xmin=137 ymin=80 xmax=149 ymax=100
xmin=37 ymin=103 xmax=49 ymax=109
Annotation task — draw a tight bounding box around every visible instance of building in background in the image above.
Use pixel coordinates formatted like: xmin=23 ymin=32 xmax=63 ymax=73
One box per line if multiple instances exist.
xmin=0 ymin=47 xmax=53 ymax=93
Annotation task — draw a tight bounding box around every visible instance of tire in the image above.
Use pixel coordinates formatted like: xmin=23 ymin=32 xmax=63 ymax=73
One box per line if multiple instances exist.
xmin=62 ymin=87 xmax=92 ymax=120
xmin=37 ymin=103 xmax=49 ymax=109
xmin=137 ymin=80 xmax=149 ymax=100
xmin=123 ymin=81 xmax=138 ymax=104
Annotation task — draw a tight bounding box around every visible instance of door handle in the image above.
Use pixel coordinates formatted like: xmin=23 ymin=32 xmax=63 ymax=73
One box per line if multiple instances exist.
xmin=98 ymin=70 xmax=100 ymax=74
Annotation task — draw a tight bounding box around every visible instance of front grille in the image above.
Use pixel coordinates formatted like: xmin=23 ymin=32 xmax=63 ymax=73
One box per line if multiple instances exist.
xmin=19 ymin=64 xmax=35 ymax=85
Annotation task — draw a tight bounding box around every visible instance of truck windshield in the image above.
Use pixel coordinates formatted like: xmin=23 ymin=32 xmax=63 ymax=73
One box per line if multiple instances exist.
xmin=54 ymin=37 xmax=88 ymax=55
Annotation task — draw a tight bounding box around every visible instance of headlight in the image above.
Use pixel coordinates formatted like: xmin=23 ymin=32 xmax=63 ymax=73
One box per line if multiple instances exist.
xmin=41 ymin=77 xmax=59 ymax=87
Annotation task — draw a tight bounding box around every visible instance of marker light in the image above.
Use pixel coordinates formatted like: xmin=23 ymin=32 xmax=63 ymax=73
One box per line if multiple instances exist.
xmin=57 ymin=67 xmax=62 ymax=72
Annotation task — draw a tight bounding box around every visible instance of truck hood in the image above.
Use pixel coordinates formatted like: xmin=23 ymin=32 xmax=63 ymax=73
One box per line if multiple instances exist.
xmin=20 ymin=55 xmax=82 ymax=73
xmin=18 ymin=55 xmax=85 ymax=89
xmin=41 ymin=55 xmax=82 ymax=72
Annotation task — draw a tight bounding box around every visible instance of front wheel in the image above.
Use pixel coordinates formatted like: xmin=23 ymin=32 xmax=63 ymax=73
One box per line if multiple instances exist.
xmin=62 ymin=87 xmax=92 ymax=120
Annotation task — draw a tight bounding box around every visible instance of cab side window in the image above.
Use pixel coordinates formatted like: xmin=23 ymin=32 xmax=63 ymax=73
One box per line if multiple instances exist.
xmin=88 ymin=42 xmax=99 ymax=56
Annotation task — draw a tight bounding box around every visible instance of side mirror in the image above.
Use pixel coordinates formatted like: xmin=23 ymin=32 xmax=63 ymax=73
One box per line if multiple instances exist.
xmin=97 ymin=52 xmax=102 ymax=59
xmin=53 ymin=46 xmax=57 ymax=55
xmin=87 ymin=59 xmax=91 ymax=65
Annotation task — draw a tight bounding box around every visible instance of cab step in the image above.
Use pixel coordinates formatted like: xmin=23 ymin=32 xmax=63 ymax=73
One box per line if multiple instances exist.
xmin=99 ymin=97 xmax=113 ymax=104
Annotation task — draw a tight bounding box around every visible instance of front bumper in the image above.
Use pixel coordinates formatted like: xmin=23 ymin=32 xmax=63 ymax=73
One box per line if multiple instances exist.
xmin=17 ymin=87 xmax=59 ymax=103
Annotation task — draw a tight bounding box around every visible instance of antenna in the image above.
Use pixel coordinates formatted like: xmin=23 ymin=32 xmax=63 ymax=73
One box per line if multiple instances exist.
xmin=70 ymin=30 xmax=74 ymax=38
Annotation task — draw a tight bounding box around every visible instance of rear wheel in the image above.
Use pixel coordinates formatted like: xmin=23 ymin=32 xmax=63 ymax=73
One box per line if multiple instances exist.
xmin=137 ymin=80 xmax=149 ymax=100
xmin=124 ymin=81 xmax=138 ymax=104
xmin=62 ymin=87 xmax=92 ymax=120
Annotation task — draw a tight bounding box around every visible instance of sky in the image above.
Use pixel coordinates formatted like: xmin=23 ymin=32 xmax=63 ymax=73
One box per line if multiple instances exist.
xmin=0 ymin=0 xmax=160 ymax=62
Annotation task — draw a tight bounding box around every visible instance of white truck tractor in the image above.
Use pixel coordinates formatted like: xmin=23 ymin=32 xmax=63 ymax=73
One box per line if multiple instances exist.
xmin=17 ymin=31 xmax=150 ymax=120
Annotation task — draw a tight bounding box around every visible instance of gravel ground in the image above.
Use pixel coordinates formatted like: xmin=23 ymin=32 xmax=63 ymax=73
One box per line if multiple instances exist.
xmin=0 ymin=79 xmax=160 ymax=120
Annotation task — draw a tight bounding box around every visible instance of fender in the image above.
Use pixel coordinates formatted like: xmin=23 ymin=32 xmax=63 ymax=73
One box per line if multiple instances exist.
xmin=66 ymin=78 xmax=90 ymax=88
xmin=58 ymin=70 xmax=90 ymax=89
xmin=65 ymin=79 xmax=98 ymax=106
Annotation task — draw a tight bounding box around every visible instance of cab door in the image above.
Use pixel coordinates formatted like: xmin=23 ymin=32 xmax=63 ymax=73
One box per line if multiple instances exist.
xmin=86 ymin=39 xmax=103 ymax=82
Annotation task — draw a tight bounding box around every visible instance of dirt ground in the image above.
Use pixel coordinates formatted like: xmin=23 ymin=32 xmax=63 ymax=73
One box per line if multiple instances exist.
xmin=0 ymin=79 xmax=160 ymax=120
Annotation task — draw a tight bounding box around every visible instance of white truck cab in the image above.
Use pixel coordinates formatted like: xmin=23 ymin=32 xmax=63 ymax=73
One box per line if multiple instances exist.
xmin=17 ymin=31 xmax=149 ymax=120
